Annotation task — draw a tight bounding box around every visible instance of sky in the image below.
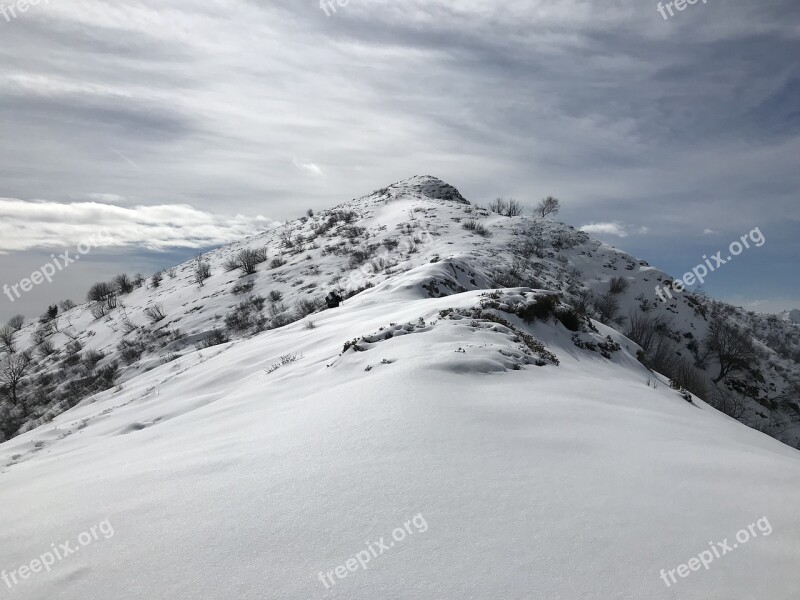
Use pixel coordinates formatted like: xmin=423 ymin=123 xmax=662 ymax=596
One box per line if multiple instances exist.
xmin=0 ymin=0 xmax=798 ymax=321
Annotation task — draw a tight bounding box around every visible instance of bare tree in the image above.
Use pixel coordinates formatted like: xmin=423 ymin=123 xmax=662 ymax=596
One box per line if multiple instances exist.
xmin=709 ymin=384 xmax=747 ymax=420
xmin=704 ymin=315 xmax=758 ymax=383
xmin=0 ymin=350 xmax=33 ymax=409
xmin=0 ymin=325 xmax=15 ymax=354
xmin=536 ymin=196 xmax=560 ymax=218
xmin=7 ymin=315 xmax=25 ymax=331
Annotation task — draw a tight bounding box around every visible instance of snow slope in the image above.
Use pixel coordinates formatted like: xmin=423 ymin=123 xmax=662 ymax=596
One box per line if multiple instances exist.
xmin=1 ymin=176 xmax=800 ymax=598
xmin=4 ymin=176 xmax=799 ymax=446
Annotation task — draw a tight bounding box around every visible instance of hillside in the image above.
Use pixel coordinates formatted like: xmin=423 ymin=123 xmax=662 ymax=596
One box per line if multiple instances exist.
xmin=1 ymin=176 xmax=800 ymax=598
xmin=2 ymin=176 xmax=799 ymax=448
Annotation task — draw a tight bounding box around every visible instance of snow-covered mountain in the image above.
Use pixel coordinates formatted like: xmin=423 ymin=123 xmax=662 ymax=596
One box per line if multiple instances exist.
xmin=1 ymin=176 xmax=799 ymax=599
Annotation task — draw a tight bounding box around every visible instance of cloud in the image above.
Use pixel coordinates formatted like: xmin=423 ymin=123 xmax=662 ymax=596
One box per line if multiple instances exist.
xmin=579 ymin=222 xmax=649 ymax=238
xmin=703 ymin=228 xmax=718 ymax=235
xmin=292 ymin=158 xmax=324 ymax=177
xmin=83 ymin=193 xmax=129 ymax=204
xmin=0 ymin=0 xmax=796 ymax=306
xmin=0 ymin=198 xmax=277 ymax=253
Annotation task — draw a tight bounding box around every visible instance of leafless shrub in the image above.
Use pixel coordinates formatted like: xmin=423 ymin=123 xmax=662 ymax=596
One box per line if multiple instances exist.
xmin=348 ymin=247 xmax=372 ymax=268
xmin=118 ymin=339 xmax=146 ymax=364
xmin=7 ymin=315 xmax=24 ymax=332
xmin=113 ymin=274 xmax=134 ymax=295
xmin=166 ymin=267 xmax=178 ymax=279
xmin=144 ymin=304 xmax=166 ymax=324
xmin=82 ymin=350 xmax=105 ymax=371
xmin=462 ymin=220 xmax=490 ymax=236
xmin=37 ymin=338 xmax=55 ymax=358
xmin=625 ymin=311 xmax=672 ymax=355
xmin=223 ymin=296 xmax=267 ymax=334
xmin=151 ymin=271 xmax=163 ymax=288
xmin=234 ymin=248 xmax=267 ymax=275
xmin=269 ymin=257 xmax=286 ymax=269
xmin=609 ymin=276 xmax=629 ymax=294
xmin=489 ymin=197 xmax=524 ymax=217
xmin=87 ymin=281 xmax=115 ymax=302
xmin=197 ymin=328 xmax=229 ymax=349
xmin=223 ymin=257 xmax=240 ymax=272
xmin=592 ymin=292 xmax=621 ymax=325
xmin=295 ymin=297 xmax=323 ymax=318
xmin=119 ymin=308 xmax=138 ymax=334
xmin=268 ymin=301 xmax=287 ymax=317
xmin=268 ymin=290 xmax=284 ymax=302
xmin=232 ymin=279 xmax=255 ymax=295
xmin=90 ymin=302 xmax=108 ymax=320
xmin=194 ymin=258 xmax=212 ymax=286
xmin=59 ymin=299 xmax=76 ymax=311
xmin=31 ymin=322 xmax=54 ymax=345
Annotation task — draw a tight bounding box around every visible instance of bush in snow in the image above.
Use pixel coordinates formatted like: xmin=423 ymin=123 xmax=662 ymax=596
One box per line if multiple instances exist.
xmin=295 ymin=297 xmax=323 ymax=318
xmin=144 ymin=304 xmax=166 ymax=324
xmin=232 ymin=279 xmax=255 ymax=295
xmin=113 ymin=274 xmax=134 ymax=295
xmin=462 ymin=219 xmax=490 ymax=237
xmin=194 ymin=258 xmax=212 ymax=286
xmin=609 ymin=276 xmax=629 ymax=294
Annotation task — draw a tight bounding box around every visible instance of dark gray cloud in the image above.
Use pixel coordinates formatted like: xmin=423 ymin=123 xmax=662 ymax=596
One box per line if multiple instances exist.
xmin=0 ymin=0 xmax=798 ymax=316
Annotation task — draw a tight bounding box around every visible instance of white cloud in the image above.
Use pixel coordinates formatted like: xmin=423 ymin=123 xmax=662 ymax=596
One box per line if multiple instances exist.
xmin=579 ymin=222 xmax=650 ymax=238
xmin=83 ymin=193 xmax=129 ymax=204
xmin=703 ymin=228 xmax=718 ymax=235
xmin=292 ymin=158 xmax=324 ymax=177
xmin=0 ymin=198 xmax=277 ymax=253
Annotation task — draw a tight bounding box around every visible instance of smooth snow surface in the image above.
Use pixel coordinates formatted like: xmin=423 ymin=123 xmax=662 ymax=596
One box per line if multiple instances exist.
xmin=2 ymin=287 xmax=800 ymax=599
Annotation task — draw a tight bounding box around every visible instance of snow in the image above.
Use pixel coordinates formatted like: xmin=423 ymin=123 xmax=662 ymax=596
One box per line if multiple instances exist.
xmin=3 ymin=283 xmax=800 ymax=598
xmin=2 ymin=176 xmax=799 ymax=598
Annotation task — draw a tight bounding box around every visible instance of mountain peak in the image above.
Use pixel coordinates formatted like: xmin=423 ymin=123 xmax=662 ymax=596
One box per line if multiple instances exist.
xmin=377 ymin=175 xmax=469 ymax=204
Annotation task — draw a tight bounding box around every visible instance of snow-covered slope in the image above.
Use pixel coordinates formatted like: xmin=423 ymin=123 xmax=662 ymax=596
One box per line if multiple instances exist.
xmin=3 ymin=175 xmax=798 ymax=447
xmin=1 ymin=176 xmax=799 ymax=598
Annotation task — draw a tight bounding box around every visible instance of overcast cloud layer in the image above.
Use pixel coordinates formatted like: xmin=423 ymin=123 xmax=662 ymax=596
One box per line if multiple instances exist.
xmin=0 ymin=0 xmax=798 ymax=319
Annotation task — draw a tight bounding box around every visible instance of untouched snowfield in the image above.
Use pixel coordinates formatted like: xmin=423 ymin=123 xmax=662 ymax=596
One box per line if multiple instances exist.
xmin=2 ymin=274 xmax=800 ymax=599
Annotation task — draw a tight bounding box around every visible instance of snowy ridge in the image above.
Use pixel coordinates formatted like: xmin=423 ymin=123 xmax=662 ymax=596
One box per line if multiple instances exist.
xmin=1 ymin=176 xmax=799 ymax=598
